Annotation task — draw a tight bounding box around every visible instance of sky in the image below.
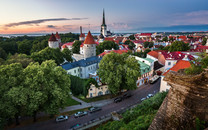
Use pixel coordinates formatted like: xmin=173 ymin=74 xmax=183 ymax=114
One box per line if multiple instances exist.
xmin=0 ymin=0 xmax=208 ymax=34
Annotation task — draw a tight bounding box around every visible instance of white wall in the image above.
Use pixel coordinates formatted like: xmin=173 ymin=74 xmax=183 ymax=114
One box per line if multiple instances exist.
xmin=147 ymin=54 xmax=158 ymax=62
xmin=164 ymin=60 xmax=177 ymax=71
xmin=160 ymin=76 xmax=171 ymax=92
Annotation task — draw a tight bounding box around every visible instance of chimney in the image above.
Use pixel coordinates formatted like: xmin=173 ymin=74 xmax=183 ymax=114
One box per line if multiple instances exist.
xmin=80 ymin=26 xmax=82 ymax=34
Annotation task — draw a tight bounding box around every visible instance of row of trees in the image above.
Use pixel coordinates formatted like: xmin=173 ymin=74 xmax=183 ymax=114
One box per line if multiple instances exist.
xmin=0 ymin=33 xmax=79 ymax=60
xmin=96 ymin=41 xmax=119 ymax=55
xmin=0 ymin=60 xmax=71 ymax=127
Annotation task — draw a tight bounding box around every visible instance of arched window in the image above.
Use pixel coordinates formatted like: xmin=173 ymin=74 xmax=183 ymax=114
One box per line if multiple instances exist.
xmin=98 ymin=91 xmax=103 ymax=96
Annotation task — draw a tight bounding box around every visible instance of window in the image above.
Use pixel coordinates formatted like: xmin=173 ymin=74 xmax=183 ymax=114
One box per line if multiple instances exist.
xmin=168 ymin=62 xmax=171 ymax=65
xmin=80 ymin=74 xmax=82 ymax=77
xmin=90 ymin=89 xmax=92 ymax=91
xmin=80 ymin=68 xmax=82 ymax=72
xmin=74 ymin=70 xmax=76 ymax=73
xmin=88 ymin=67 xmax=90 ymax=70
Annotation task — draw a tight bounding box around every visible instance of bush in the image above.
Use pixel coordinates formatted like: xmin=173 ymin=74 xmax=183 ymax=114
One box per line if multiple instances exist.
xmin=97 ymin=92 xmax=168 ymax=130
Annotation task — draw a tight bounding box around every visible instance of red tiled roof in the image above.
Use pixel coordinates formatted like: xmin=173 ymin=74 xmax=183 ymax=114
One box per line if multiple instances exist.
xmin=104 ymin=37 xmax=114 ymax=42
xmin=48 ymin=33 xmax=58 ymax=41
xmin=140 ymin=33 xmax=152 ymax=36
xmin=98 ymin=50 xmax=128 ymax=56
xmin=62 ymin=44 xmax=67 ymax=48
xmin=161 ymin=51 xmax=194 ymax=61
xmin=147 ymin=51 xmax=159 ymax=59
xmin=163 ymin=60 xmax=191 ymax=76
xmin=84 ymin=31 xmax=96 ymax=44
xmin=55 ymin=32 xmax=60 ymax=39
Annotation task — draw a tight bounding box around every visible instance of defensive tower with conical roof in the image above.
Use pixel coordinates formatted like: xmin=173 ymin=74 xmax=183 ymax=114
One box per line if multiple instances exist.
xmin=48 ymin=33 xmax=59 ymax=48
xmin=83 ymin=31 xmax=96 ymax=59
xmin=101 ymin=9 xmax=107 ymax=37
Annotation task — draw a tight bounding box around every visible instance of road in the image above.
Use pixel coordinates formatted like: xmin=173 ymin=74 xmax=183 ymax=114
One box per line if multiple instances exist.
xmin=13 ymin=78 xmax=161 ymax=130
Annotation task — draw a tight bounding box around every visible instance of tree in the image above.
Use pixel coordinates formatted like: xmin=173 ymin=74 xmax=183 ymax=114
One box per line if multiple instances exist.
xmin=168 ymin=41 xmax=190 ymax=52
xmin=31 ymin=39 xmax=48 ymax=53
xmin=162 ymin=36 xmax=168 ymax=42
xmin=62 ymin=48 xmax=73 ymax=62
xmin=149 ymin=42 xmax=154 ymax=48
xmin=143 ymin=42 xmax=149 ymax=48
xmin=72 ymin=40 xmax=82 ymax=54
xmin=31 ymin=47 xmax=64 ymax=64
xmin=129 ymin=34 xmax=135 ymax=40
xmin=0 ymin=47 xmax=7 ymax=60
xmin=124 ymin=40 xmax=135 ymax=50
xmin=96 ymin=41 xmax=119 ymax=55
xmin=5 ymin=53 xmax=34 ymax=68
xmin=17 ymin=39 xmax=33 ymax=55
xmin=0 ymin=41 xmax=18 ymax=55
xmin=0 ymin=63 xmax=25 ymax=125
xmin=158 ymin=45 xmax=164 ymax=50
xmin=23 ymin=60 xmax=71 ymax=121
xmin=98 ymin=52 xmax=140 ymax=94
xmin=202 ymin=38 xmax=207 ymax=46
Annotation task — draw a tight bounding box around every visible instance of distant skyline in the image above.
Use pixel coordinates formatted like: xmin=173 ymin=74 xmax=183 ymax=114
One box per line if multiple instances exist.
xmin=0 ymin=0 xmax=208 ymax=34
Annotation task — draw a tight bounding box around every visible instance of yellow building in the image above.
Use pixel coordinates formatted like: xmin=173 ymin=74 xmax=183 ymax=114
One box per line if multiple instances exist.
xmin=86 ymin=84 xmax=110 ymax=98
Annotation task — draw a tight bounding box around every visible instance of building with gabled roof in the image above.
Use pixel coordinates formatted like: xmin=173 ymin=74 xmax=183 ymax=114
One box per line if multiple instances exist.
xmin=160 ymin=60 xmax=191 ymax=92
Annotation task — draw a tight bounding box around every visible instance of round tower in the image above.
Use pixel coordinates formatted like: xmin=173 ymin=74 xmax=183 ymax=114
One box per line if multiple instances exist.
xmin=48 ymin=33 xmax=59 ymax=48
xmin=83 ymin=31 xmax=96 ymax=59
xmin=55 ymin=32 xmax=61 ymax=44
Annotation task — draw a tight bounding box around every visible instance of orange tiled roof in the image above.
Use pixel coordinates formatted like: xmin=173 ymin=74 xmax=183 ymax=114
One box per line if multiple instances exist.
xmin=83 ymin=31 xmax=96 ymax=44
xmin=163 ymin=60 xmax=191 ymax=76
xmin=147 ymin=51 xmax=159 ymax=59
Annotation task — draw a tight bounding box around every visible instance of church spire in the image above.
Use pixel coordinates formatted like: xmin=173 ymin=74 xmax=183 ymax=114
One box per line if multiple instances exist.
xmin=102 ymin=9 xmax=106 ymax=26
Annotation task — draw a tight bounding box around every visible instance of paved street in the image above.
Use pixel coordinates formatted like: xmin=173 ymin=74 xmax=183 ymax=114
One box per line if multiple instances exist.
xmin=13 ymin=78 xmax=161 ymax=130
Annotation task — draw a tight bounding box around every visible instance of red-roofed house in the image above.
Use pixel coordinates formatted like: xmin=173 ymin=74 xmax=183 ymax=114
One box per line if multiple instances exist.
xmin=147 ymin=51 xmax=159 ymax=61
xmin=98 ymin=50 xmax=128 ymax=57
xmin=160 ymin=60 xmax=191 ymax=92
xmin=158 ymin=51 xmax=194 ymax=71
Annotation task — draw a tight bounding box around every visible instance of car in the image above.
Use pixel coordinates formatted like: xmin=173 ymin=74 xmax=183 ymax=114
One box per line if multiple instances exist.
xmin=140 ymin=97 xmax=146 ymax=102
xmin=55 ymin=115 xmax=68 ymax=122
xmin=114 ymin=97 xmax=122 ymax=103
xmin=74 ymin=111 xmax=88 ymax=118
xmin=70 ymin=124 xmax=80 ymax=129
xmin=148 ymin=94 xmax=153 ymax=97
xmin=122 ymin=93 xmax=132 ymax=99
xmin=89 ymin=107 xmax=102 ymax=113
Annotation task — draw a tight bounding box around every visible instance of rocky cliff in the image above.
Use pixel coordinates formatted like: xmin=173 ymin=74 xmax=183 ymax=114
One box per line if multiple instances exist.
xmin=149 ymin=71 xmax=208 ymax=130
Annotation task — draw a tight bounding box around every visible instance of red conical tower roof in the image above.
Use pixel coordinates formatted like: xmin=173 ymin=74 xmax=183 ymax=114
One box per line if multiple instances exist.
xmin=55 ymin=32 xmax=61 ymax=39
xmin=49 ymin=33 xmax=57 ymax=41
xmin=84 ymin=31 xmax=96 ymax=44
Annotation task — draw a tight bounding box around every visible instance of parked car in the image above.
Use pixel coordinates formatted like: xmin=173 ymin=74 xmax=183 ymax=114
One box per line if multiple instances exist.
xmin=148 ymin=94 xmax=153 ymax=97
xmin=74 ymin=111 xmax=88 ymax=118
xmin=89 ymin=107 xmax=102 ymax=113
xmin=122 ymin=93 xmax=132 ymax=99
xmin=70 ymin=124 xmax=80 ymax=129
xmin=140 ymin=97 xmax=146 ymax=102
xmin=149 ymin=75 xmax=160 ymax=84
xmin=55 ymin=115 xmax=68 ymax=122
xmin=114 ymin=97 xmax=122 ymax=103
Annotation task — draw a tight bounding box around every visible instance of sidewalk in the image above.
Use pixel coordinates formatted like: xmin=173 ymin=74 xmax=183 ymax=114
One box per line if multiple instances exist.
xmin=60 ymin=95 xmax=114 ymax=113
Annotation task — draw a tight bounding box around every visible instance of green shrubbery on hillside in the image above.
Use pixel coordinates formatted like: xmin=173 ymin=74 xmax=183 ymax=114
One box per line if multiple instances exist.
xmin=97 ymin=91 xmax=168 ymax=130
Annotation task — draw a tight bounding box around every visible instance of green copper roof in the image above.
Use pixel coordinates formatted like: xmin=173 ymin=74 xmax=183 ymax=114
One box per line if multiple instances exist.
xmin=137 ymin=61 xmax=151 ymax=75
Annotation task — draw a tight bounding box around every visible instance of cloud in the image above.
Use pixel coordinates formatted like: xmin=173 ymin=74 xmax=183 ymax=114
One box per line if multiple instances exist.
xmin=4 ymin=18 xmax=88 ymax=28
xmin=167 ymin=10 xmax=208 ymax=25
xmin=109 ymin=23 xmax=132 ymax=30
xmin=47 ymin=25 xmax=57 ymax=28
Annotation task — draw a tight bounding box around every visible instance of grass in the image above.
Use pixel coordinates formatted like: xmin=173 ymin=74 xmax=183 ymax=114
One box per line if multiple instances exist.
xmin=76 ymin=94 xmax=117 ymax=103
xmin=64 ymin=97 xmax=80 ymax=107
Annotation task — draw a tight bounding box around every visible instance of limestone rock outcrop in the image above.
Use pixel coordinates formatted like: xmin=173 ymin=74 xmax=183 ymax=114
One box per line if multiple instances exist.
xmin=149 ymin=71 xmax=208 ymax=130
